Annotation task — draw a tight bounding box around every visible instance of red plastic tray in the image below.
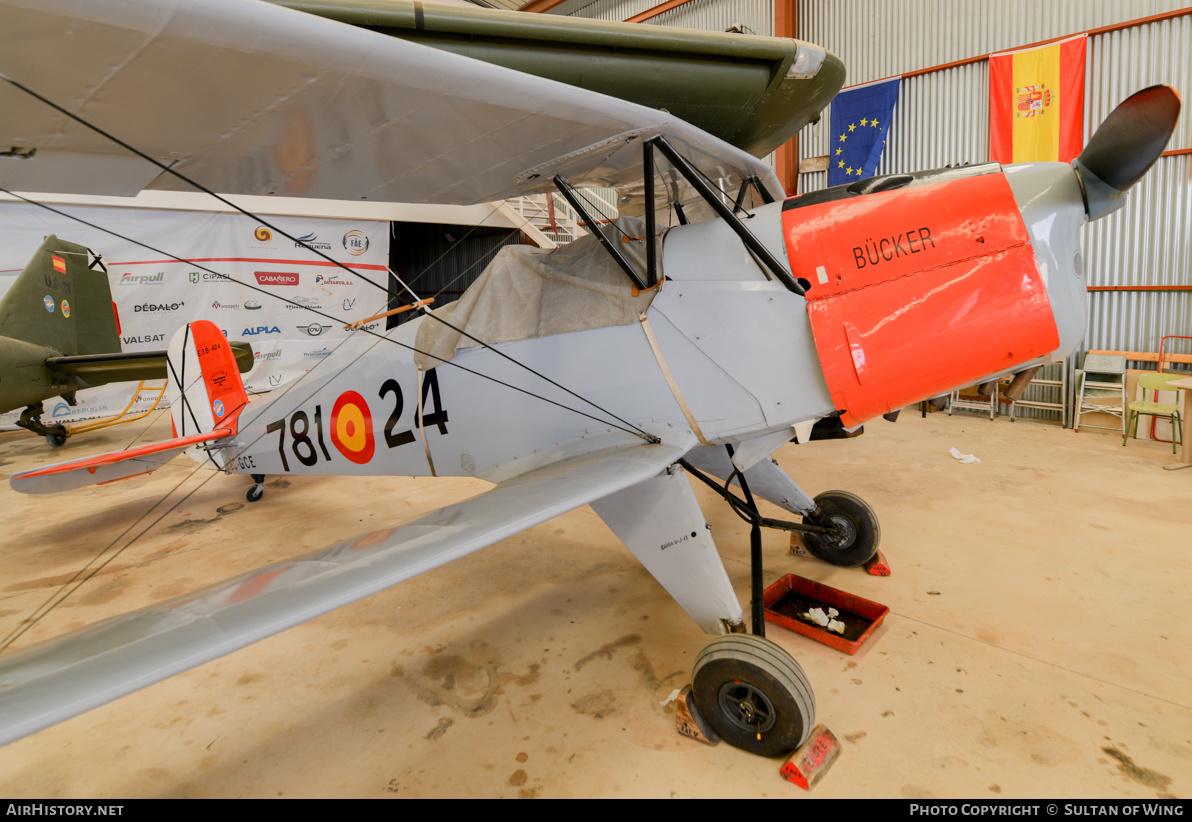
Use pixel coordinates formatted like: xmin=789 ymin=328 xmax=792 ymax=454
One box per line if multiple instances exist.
xmin=763 ymin=574 xmax=889 ymax=655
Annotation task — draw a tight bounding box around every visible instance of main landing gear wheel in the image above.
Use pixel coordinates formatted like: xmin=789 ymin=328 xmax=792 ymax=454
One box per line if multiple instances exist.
xmin=800 ymin=490 xmax=880 ymax=567
xmin=691 ymin=634 xmax=815 ymax=758
xmin=45 ymin=426 xmax=68 ymax=448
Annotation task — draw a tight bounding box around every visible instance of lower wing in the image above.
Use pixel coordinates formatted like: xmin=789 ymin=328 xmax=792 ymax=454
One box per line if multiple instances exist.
xmin=0 ymin=440 xmax=687 ymax=745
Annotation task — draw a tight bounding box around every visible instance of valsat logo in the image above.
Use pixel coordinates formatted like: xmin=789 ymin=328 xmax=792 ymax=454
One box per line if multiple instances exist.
xmin=254 ymin=272 xmax=299 ymax=286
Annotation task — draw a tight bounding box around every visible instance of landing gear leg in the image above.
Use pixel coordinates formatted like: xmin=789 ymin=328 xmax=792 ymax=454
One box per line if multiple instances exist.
xmin=16 ymin=403 xmax=69 ymax=446
xmin=246 ymin=474 xmax=266 ymax=503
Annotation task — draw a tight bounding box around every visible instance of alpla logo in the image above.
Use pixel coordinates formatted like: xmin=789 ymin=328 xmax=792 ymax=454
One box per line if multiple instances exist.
xmin=255 ymin=271 xmax=299 ymax=286
xmin=242 ymin=326 xmax=281 ymax=336
xmin=135 ymin=301 xmax=185 ymax=313
xmin=295 ymin=232 xmax=332 ymax=251
xmin=119 ymin=271 xmax=165 ymax=286
xmin=212 ymin=301 xmax=240 ymax=310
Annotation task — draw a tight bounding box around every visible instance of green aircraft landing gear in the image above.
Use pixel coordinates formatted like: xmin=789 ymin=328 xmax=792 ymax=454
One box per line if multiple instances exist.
xmin=17 ymin=403 xmax=70 ymax=447
xmin=246 ymin=474 xmax=266 ymax=503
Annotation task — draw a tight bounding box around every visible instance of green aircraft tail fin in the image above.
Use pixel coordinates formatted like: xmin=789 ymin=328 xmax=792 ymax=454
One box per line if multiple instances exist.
xmin=0 ymin=235 xmax=121 ymax=357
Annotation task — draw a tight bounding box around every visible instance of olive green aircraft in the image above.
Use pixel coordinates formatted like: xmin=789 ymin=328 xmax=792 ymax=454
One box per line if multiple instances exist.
xmin=0 ymin=235 xmax=251 ymax=445
xmin=274 ymin=0 xmax=844 ymax=160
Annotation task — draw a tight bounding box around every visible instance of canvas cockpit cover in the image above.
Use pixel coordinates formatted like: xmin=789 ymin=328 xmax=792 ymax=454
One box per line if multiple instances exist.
xmin=415 ymin=217 xmax=662 ymax=368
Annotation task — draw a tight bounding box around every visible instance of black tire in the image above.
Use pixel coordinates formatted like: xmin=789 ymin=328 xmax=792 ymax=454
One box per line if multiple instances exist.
xmin=245 ymin=484 xmax=264 ymax=503
xmin=45 ymin=427 xmax=67 ymax=448
xmin=800 ymin=490 xmax=879 ymax=567
xmin=691 ymin=634 xmax=815 ymax=758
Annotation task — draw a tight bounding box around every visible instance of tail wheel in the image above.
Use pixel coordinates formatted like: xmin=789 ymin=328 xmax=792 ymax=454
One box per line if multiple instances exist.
xmin=800 ymin=490 xmax=880 ymax=567
xmin=691 ymin=634 xmax=815 ymax=758
xmin=45 ymin=426 xmax=68 ymax=448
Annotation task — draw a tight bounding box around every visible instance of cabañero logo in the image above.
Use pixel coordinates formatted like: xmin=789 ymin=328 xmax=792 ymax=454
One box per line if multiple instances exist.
xmin=255 ymin=271 xmax=299 ymax=286
xmin=295 ymin=232 xmax=332 ymax=251
xmin=135 ymin=301 xmax=185 ymax=313
xmin=119 ymin=271 xmax=164 ymax=286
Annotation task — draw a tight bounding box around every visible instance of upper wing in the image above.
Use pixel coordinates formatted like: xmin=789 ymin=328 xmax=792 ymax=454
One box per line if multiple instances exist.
xmin=0 ymin=0 xmax=782 ymax=217
xmin=0 ymin=440 xmax=687 ymax=745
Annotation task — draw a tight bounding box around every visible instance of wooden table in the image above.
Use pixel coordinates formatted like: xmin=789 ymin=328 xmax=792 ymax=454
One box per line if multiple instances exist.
xmin=1163 ymin=376 xmax=1192 ymax=470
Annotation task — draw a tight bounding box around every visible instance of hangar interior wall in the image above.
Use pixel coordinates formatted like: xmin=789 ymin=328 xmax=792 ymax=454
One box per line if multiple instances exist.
xmin=562 ymin=0 xmax=1192 ymax=422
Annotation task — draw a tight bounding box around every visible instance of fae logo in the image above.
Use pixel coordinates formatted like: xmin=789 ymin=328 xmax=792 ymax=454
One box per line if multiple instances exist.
xmin=255 ymin=271 xmax=299 ymax=286
xmin=242 ymin=326 xmax=281 ymax=336
xmin=343 ymin=230 xmax=370 ymax=256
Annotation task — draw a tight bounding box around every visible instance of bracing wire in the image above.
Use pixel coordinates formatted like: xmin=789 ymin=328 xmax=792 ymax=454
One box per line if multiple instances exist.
xmin=0 ymin=75 xmax=655 ymax=442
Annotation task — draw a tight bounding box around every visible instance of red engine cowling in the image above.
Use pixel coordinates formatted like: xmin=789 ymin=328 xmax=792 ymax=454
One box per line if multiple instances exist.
xmin=782 ymin=167 xmax=1059 ymax=427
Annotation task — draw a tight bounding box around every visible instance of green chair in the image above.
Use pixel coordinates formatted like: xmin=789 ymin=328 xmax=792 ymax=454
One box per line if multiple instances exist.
xmin=1123 ymin=372 xmax=1185 ymax=454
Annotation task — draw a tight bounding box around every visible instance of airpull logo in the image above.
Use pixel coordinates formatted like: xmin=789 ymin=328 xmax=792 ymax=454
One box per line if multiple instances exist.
xmin=119 ymin=272 xmax=165 ymax=286
xmin=254 ymin=272 xmax=299 ymax=286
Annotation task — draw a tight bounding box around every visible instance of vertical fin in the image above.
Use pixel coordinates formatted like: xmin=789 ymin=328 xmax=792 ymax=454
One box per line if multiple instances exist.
xmin=166 ymin=321 xmax=248 ymax=470
xmin=0 ymin=235 xmax=119 ymax=355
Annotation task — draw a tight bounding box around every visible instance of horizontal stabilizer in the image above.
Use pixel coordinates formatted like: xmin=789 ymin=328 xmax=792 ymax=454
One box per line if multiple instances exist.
xmin=0 ymin=440 xmax=686 ymax=745
xmin=9 ymin=424 xmax=236 ymax=494
xmin=46 ymin=342 xmax=254 ymax=385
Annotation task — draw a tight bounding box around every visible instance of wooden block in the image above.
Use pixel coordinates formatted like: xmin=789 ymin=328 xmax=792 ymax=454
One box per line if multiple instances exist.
xmin=789 ymin=532 xmax=813 ymax=558
xmin=779 ymin=724 xmax=841 ymax=789
xmin=865 ymin=547 xmax=891 ymax=576
xmin=674 ymin=685 xmax=720 ymax=746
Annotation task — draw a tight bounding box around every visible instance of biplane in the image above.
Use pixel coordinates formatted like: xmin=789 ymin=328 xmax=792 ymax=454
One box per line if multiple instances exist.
xmin=0 ymin=0 xmax=1178 ymax=758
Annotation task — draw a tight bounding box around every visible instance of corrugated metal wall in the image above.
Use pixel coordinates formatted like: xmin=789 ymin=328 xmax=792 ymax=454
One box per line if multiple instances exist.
xmin=795 ymin=1 xmax=1192 ymax=419
xmin=568 ymin=0 xmax=774 ymax=36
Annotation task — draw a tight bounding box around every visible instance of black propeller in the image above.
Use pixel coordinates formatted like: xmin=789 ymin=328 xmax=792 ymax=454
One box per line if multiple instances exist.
xmin=1074 ymin=85 xmax=1181 ymax=220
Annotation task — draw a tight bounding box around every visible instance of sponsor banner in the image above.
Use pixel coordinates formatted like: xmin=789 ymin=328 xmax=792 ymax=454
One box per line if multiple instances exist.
xmin=0 ymin=202 xmax=390 ymax=428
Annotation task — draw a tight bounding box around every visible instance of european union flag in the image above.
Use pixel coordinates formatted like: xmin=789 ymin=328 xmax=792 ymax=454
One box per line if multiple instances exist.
xmin=828 ymin=77 xmax=901 ymax=187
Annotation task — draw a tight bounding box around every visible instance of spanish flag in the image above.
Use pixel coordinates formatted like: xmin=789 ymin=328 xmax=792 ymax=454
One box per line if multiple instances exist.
xmin=989 ymin=35 xmax=1086 ymax=164
xmin=51 ymin=254 xmax=66 ymax=274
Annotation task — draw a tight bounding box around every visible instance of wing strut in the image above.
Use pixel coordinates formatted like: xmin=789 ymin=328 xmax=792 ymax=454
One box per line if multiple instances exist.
xmin=647 ymin=137 xmax=804 ymax=295
xmin=552 ymin=176 xmax=647 ymax=291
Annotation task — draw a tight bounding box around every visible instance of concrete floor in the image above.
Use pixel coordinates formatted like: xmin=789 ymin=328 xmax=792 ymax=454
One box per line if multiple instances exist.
xmin=0 ymin=408 xmax=1188 ymax=798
